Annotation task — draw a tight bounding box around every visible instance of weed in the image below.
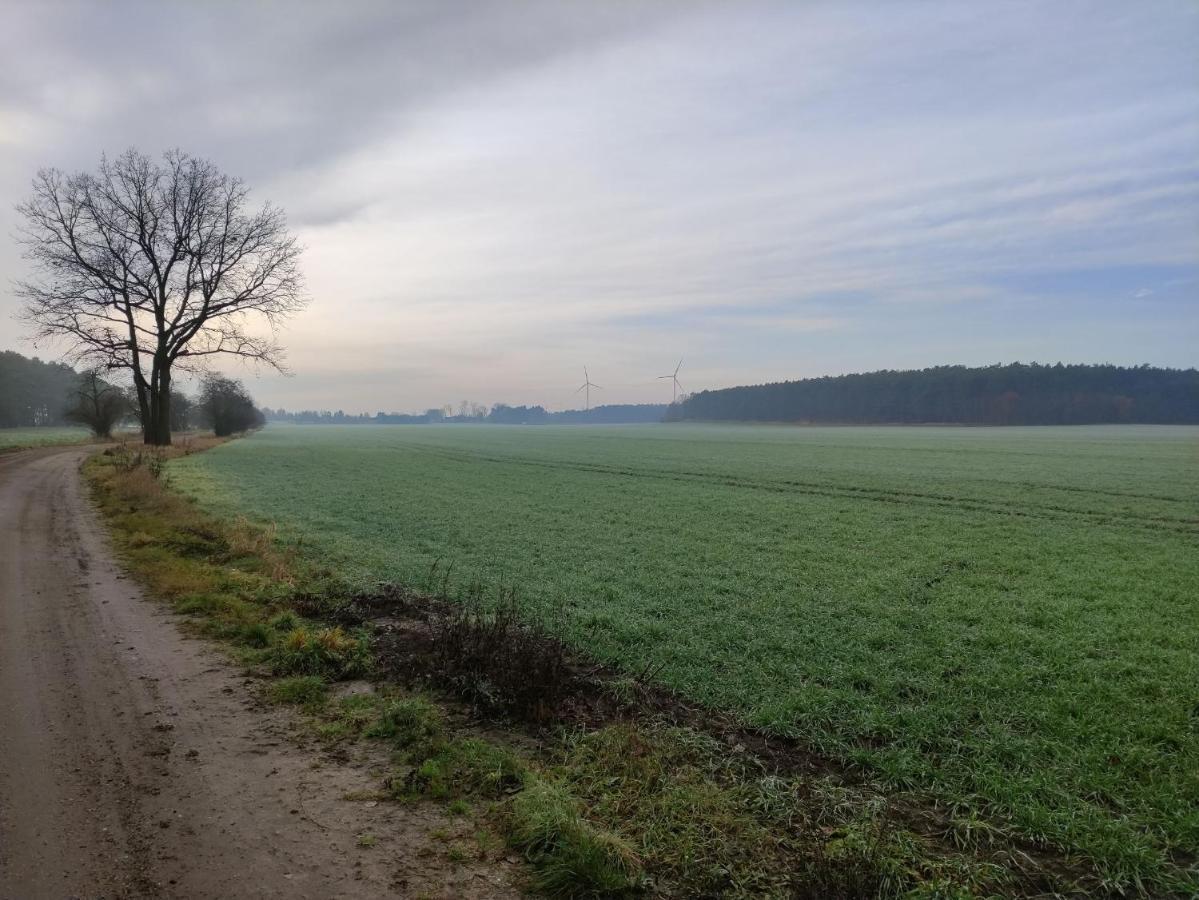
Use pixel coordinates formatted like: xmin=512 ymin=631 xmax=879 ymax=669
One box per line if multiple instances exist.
xmin=227 ymin=518 xmax=295 ymax=583
xmin=309 ymin=694 xmax=386 ymax=743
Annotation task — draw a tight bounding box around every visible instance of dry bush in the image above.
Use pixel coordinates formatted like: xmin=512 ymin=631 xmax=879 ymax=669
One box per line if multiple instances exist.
xmin=427 ymin=581 xmax=570 ymax=722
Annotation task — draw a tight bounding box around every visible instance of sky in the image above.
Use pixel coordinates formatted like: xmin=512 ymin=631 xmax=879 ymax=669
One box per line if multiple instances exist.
xmin=1 ymin=0 xmax=1196 ymax=413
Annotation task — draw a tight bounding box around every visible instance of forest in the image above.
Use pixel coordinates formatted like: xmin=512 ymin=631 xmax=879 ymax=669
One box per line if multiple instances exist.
xmin=0 ymin=351 xmax=81 ymax=428
xmin=675 ymin=363 xmax=1199 ymax=425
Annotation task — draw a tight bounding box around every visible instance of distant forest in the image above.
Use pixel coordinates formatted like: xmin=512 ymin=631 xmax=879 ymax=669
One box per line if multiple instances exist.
xmin=0 ymin=351 xmax=80 ymax=427
xmin=675 ymin=363 xmax=1199 ymax=425
xmin=263 ymin=403 xmax=668 ymax=426
xmin=8 ymin=352 xmax=1195 ymax=431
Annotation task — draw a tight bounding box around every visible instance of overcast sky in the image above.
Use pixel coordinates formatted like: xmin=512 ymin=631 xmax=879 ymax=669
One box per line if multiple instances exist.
xmin=2 ymin=1 xmax=1196 ymax=412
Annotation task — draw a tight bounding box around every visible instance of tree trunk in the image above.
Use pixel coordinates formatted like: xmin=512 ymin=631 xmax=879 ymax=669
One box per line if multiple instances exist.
xmin=154 ymin=366 xmax=172 ymax=446
xmin=144 ymin=360 xmax=173 ymax=446
xmin=134 ymin=373 xmax=152 ymax=445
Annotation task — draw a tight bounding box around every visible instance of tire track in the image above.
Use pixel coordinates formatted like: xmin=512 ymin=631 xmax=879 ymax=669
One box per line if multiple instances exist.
xmin=384 ymin=441 xmax=1199 ymax=535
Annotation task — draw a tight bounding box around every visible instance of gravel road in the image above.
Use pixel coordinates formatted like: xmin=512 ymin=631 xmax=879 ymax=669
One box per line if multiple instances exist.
xmin=0 ymin=446 xmax=517 ymax=899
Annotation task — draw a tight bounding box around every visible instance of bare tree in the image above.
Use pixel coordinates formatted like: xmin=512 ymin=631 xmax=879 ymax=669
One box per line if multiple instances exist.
xmin=65 ymin=370 xmax=129 ymax=440
xmin=16 ymin=149 xmax=305 ymax=445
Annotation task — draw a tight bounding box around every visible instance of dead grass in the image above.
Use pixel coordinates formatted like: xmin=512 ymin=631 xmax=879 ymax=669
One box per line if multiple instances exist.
xmin=91 ymin=440 xmax=303 ymax=600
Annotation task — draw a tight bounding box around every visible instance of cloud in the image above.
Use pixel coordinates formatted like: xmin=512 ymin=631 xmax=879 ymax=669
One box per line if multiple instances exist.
xmin=1 ymin=0 xmax=1196 ymax=411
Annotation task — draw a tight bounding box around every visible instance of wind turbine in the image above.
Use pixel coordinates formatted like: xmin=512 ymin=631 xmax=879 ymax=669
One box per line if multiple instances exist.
xmin=658 ymin=359 xmax=684 ymax=403
xmin=576 ymin=366 xmax=601 ymax=411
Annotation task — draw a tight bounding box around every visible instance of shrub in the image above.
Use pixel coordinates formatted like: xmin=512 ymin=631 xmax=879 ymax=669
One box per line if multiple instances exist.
xmin=426 ymin=583 xmax=569 ymax=721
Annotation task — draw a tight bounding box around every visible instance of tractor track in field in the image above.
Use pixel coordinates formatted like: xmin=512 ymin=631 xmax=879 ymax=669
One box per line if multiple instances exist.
xmin=383 ymin=441 xmax=1199 ymax=535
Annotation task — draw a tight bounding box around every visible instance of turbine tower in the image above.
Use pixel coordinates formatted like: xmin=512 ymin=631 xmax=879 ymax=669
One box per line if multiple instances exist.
xmin=658 ymin=359 xmax=684 ymax=403
xmin=576 ymin=366 xmax=601 ymax=411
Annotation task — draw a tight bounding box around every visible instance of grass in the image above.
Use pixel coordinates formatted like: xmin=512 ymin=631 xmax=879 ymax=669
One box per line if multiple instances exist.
xmin=85 ymin=442 xmax=1077 ymax=896
xmin=506 ymin=777 xmax=644 ymax=896
xmin=372 ymin=697 xmax=1001 ymax=897
xmin=269 ymin=625 xmax=372 ymax=678
xmin=269 ymin=675 xmax=328 ymax=707
xmin=0 ymin=425 xmax=91 ymax=450
xmin=169 ymin=423 xmax=1199 ymax=893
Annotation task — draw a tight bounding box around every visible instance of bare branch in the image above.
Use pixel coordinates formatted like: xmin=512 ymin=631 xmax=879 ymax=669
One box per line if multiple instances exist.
xmin=15 ymin=148 xmax=307 ymax=444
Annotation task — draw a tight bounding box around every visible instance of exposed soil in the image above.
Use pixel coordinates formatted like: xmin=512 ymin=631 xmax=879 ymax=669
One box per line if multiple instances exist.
xmin=0 ymin=446 xmax=521 ymax=900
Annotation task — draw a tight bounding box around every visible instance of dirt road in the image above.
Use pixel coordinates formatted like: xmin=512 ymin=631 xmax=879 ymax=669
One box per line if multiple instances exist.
xmin=0 ymin=446 xmax=516 ymax=899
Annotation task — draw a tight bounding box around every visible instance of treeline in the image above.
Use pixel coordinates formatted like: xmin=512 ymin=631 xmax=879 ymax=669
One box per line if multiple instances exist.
xmin=1 ymin=350 xmax=264 ymax=438
xmin=263 ymin=402 xmax=669 ymax=426
xmin=675 ymin=363 xmax=1199 ymax=425
xmin=0 ymin=351 xmax=81 ymax=427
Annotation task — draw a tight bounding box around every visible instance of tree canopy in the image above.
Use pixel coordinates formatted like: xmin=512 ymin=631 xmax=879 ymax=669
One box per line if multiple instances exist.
xmin=675 ymin=363 xmax=1199 ymax=425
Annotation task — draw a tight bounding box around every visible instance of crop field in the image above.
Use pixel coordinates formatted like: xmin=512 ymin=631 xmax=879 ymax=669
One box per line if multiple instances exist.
xmin=0 ymin=426 xmax=90 ymax=450
xmin=170 ymin=423 xmax=1199 ymax=890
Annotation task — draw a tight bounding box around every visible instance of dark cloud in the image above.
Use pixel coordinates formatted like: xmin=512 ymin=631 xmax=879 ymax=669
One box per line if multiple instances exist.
xmin=1 ymin=1 xmax=699 ymax=176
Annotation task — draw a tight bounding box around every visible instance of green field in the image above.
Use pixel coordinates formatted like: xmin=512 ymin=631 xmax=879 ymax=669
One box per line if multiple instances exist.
xmin=171 ymin=423 xmax=1199 ymax=890
xmin=0 ymin=426 xmax=91 ymax=450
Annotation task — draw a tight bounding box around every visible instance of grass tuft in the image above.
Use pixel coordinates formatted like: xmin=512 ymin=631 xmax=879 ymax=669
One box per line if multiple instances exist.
xmin=269 ymin=625 xmax=371 ymax=679
xmin=507 ymin=777 xmax=643 ymax=897
xmin=365 ymin=695 xmax=444 ymax=747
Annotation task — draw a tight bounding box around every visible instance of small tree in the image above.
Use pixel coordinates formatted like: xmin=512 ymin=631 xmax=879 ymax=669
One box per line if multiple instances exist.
xmin=16 ymin=148 xmax=305 ymax=446
xmin=65 ymin=370 xmax=129 ymax=439
xmin=197 ymin=375 xmax=264 ymax=437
